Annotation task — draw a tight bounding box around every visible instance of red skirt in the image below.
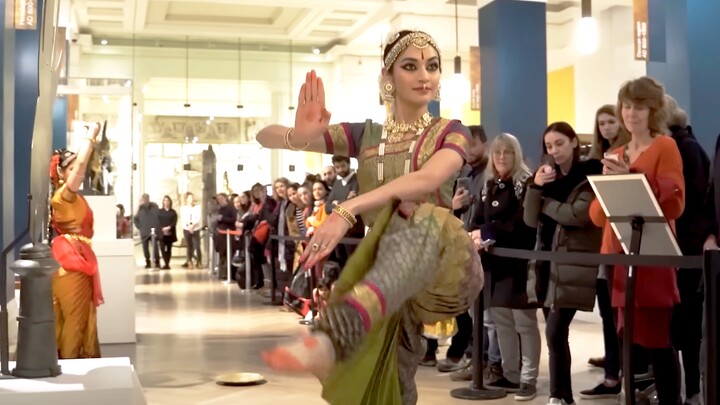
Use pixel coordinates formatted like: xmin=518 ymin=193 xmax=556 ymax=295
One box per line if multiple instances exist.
xmin=616 ymin=307 xmax=672 ymax=349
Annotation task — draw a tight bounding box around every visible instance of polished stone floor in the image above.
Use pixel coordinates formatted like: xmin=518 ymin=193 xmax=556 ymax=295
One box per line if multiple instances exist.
xmin=104 ymin=264 xmax=617 ymax=405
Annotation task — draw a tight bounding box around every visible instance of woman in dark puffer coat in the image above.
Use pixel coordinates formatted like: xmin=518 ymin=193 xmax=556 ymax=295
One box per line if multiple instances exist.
xmin=524 ymin=122 xmax=604 ymax=405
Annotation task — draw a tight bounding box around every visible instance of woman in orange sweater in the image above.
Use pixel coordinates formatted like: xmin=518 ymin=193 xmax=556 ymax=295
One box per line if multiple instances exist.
xmin=589 ymin=77 xmax=683 ymax=405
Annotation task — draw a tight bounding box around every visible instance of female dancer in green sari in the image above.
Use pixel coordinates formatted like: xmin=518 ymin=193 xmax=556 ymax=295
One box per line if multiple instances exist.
xmin=258 ymin=30 xmax=484 ymax=405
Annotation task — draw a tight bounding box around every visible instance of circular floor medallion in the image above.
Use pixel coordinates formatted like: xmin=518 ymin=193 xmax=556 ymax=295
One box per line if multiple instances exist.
xmin=215 ymin=372 xmax=267 ymax=387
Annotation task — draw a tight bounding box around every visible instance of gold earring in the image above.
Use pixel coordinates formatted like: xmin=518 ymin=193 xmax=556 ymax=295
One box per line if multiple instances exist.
xmin=381 ymin=81 xmax=395 ymax=102
xmin=433 ymin=84 xmax=441 ymax=102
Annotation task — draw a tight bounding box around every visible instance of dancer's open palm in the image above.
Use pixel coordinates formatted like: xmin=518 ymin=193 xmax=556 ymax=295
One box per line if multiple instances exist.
xmin=294 ymin=70 xmax=331 ymax=138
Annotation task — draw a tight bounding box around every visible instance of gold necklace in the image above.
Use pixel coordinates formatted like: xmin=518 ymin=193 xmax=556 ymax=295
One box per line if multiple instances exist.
xmin=384 ymin=112 xmax=433 ymax=143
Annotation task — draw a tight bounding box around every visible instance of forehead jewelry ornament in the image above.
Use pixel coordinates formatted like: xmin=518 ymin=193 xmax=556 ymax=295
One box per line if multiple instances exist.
xmin=384 ymin=31 xmax=441 ymax=68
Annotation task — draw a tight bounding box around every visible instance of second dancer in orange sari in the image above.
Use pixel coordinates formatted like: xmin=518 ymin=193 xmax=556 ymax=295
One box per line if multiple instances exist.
xmin=49 ymin=123 xmax=105 ymax=359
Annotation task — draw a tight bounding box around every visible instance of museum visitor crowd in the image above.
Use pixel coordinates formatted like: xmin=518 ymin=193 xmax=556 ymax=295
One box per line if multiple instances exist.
xmin=125 ymin=76 xmax=714 ymax=405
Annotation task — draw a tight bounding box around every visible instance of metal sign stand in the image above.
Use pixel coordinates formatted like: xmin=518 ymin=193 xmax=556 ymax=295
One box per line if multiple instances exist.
xmin=243 ymin=232 xmax=252 ymax=294
xmin=223 ymin=231 xmax=232 ymax=285
xmin=450 ymin=269 xmax=506 ymax=400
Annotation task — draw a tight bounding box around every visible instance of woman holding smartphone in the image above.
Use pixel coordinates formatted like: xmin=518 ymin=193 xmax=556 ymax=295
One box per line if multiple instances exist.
xmin=524 ymin=122 xmax=603 ymax=405
xmin=590 ymin=77 xmax=684 ymax=405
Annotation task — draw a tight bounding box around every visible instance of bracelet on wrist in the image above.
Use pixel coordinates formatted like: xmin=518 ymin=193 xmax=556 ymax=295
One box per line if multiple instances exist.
xmin=284 ymin=127 xmax=309 ymax=152
xmin=333 ymin=205 xmax=357 ymax=227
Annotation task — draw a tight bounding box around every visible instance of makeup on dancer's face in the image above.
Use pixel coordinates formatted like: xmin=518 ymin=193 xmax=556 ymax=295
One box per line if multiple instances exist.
xmin=397 ymin=57 xmax=440 ymax=72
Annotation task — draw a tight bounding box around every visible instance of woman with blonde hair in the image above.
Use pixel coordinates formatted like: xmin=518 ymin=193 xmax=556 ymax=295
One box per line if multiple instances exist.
xmin=590 ymin=76 xmax=684 ymax=405
xmin=469 ymin=133 xmax=539 ymax=400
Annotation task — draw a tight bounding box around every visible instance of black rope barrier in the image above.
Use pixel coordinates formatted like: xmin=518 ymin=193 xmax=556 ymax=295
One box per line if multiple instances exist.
xmin=268 ymin=233 xmax=718 ymax=405
xmin=269 ymin=234 xmax=704 ymax=268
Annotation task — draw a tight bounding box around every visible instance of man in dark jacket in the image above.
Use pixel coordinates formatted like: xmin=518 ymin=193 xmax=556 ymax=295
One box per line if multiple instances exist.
xmin=454 ymin=125 xmax=489 ymax=229
xmin=700 ymin=132 xmax=720 ymax=405
xmin=214 ymin=193 xmax=237 ymax=280
xmin=325 ymin=156 xmax=359 ymax=213
xmin=667 ymin=103 xmax=710 ymax=405
xmin=430 ymin=125 xmax=500 ymax=382
xmin=134 ymin=193 xmax=160 ymax=268
xmin=324 ymin=155 xmax=363 ymax=266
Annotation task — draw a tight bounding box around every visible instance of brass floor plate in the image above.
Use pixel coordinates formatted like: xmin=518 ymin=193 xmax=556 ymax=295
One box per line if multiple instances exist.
xmin=215 ymin=372 xmax=267 ymax=387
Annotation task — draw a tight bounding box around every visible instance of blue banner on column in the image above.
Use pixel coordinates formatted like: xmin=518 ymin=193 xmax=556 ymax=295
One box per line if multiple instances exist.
xmin=429 ymin=100 xmax=440 ymax=118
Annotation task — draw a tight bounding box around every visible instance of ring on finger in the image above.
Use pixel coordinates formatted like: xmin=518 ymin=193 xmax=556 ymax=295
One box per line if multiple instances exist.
xmin=311 ymin=243 xmax=320 ymax=251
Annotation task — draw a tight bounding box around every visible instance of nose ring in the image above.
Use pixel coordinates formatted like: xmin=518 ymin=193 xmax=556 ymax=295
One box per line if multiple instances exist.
xmin=422 ymin=83 xmax=427 ymax=90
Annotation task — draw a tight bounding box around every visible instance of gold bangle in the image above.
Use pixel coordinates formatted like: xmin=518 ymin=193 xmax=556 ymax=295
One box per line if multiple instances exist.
xmin=284 ymin=127 xmax=309 ymax=152
xmin=84 ymin=137 xmax=96 ymax=143
xmin=333 ymin=205 xmax=357 ymax=227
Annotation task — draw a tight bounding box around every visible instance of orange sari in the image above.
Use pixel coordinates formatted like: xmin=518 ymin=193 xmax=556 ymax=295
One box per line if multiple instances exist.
xmin=50 ymin=185 xmax=103 ymax=359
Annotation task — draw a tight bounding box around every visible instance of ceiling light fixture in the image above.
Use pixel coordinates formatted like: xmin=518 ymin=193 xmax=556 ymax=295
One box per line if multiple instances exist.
xmin=184 ymin=36 xmax=191 ymax=109
xmin=575 ymin=0 xmax=598 ymax=55
xmin=312 ymin=47 xmax=320 ymax=55
xmin=100 ymin=39 xmax=108 ymax=45
xmin=453 ymin=0 xmax=462 ymax=76
xmin=237 ymin=38 xmax=244 ymax=111
xmin=288 ymin=41 xmax=295 ymax=111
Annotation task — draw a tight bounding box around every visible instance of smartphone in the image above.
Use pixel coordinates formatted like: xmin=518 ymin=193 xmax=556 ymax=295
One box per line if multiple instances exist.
xmin=541 ymin=154 xmax=554 ymax=167
xmin=480 ymin=239 xmax=495 ymax=251
xmin=603 ymin=152 xmax=619 ymax=162
xmin=456 ymin=177 xmax=471 ymax=191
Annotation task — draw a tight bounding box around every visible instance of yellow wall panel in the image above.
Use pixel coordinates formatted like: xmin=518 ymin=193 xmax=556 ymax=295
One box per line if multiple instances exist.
xmin=547 ymin=66 xmax=575 ymax=127
xmin=440 ymin=103 xmax=480 ymax=126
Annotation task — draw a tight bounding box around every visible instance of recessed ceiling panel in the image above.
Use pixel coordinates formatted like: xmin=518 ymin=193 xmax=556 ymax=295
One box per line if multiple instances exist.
xmin=145 ymin=2 xmax=306 ymax=26
xmin=321 ymin=18 xmax=356 ymax=27
xmin=309 ymin=30 xmax=342 ymax=38
xmin=87 ymin=8 xmax=125 ymax=16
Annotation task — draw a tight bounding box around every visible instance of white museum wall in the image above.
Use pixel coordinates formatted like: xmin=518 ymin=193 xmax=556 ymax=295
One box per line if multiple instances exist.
xmin=73 ymin=47 xmax=338 ymax=194
xmin=548 ymin=6 xmax=646 ymax=134
xmin=70 ymin=7 xmax=646 ymax=192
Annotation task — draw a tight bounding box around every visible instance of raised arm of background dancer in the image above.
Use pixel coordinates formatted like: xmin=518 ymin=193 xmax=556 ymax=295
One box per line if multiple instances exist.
xmin=62 ymin=123 xmax=102 ymax=200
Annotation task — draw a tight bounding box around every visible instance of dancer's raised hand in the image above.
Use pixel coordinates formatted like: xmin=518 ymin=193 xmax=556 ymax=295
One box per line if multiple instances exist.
xmin=294 ymin=70 xmax=331 ymax=139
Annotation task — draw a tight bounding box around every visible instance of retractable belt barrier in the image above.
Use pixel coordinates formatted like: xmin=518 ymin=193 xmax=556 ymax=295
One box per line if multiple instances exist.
xmin=270 ymin=234 xmax=705 ymax=268
xmin=268 ymin=234 xmax=718 ymax=405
